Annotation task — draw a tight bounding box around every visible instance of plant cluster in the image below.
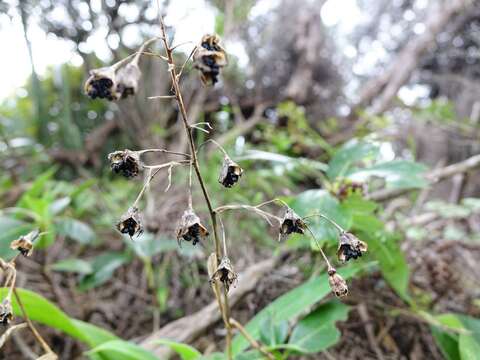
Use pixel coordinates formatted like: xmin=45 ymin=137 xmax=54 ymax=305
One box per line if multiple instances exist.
xmin=79 ymin=16 xmax=369 ymax=358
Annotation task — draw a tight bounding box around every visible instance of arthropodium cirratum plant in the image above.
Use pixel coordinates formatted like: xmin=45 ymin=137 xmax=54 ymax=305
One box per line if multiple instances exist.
xmin=83 ymin=16 xmax=368 ymax=358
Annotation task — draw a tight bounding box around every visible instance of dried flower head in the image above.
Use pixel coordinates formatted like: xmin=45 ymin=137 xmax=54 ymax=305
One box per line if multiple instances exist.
xmin=219 ymin=156 xmax=243 ymax=188
xmin=84 ymin=67 xmax=119 ymax=101
xmin=115 ymin=63 xmax=141 ymax=99
xmin=193 ymin=34 xmax=227 ymax=85
xmin=328 ymin=268 xmax=348 ymax=298
xmin=176 ymin=208 xmax=209 ymax=246
xmin=0 ymin=298 xmax=13 ymax=326
xmin=337 ymin=231 xmax=368 ymax=262
xmin=210 ymin=256 xmax=238 ymax=292
xmin=108 ymin=149 xmax=141 ymax=179
xmin=10 ymin=229 xmax=39 ymax=257
xmin=117 ymin=207 xmax=143 ymax=238
xmin=280 ymin=207 xmax=306 ymax=237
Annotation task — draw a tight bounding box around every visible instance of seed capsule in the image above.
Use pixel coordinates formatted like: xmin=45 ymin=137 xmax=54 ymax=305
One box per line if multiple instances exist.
xmin=337 ymin=231 xmax=368 ymax=262
xmin=176 ymin=207 xmax=209 ymax=246
xmin=328 ymin=268 xmax=348 ymax=298
xmin=117 ymin=207 xmax=143 ymax=238
xmin=108 ymin=150 xmax=141 ymax=179
xmin=219 ymin=156 xmax=243 ymax=188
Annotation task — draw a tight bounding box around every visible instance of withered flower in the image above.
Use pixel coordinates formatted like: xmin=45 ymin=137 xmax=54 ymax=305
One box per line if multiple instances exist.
xmin=84 ymin=67 xmax=119 ymax=101
xmin=176 ymin=207 xmax=209 ymax=246
xmin=0 ymin=298 xmax=13 ymax=326
xmin=108 ymin=149 xmax=141 ymax=179
xmin=193 ymin=34 xmax=227 ymax=85
xmin=10 ymin=229 xmax=39 ymax=257
xmin=117 ymin=207 xmax=143 ymax=238
xmin=115 ymin=63 xmax=141 ymax=99
xmin=337 ymin=231 xmax=368 ymax=262
xmin=279 ymin=207 xmax=306 ymax=238
xmin=336 ymin=180 xmax=366 ymax=201
xmin=328 ymin=268 xmax=348 ymax=298
xmin=210 ymin=256 xmax=238 ymax=292
xmin=219 ymin=156 xmax=243 ymax=188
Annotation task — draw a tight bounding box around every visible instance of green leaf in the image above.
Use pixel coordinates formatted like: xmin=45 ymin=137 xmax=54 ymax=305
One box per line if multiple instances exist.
xmin=459 ymin=333 xmax=480 ymax=360
xmin=286 ymin=301 xmax=349 ymax=354
xmin=197 ymin=353 xmax=225 ymax=360
xmin=234 ymin=350 xmax=264 ymax=360
xmin=0 ymin=217 xmax=33 ymax=259
xmin=231 ymin=263 xmax=368 ymax=355
xmin=365 ymin=232 xmax=410 ymax=302
xmin=79 ymin=252 xmax=131 ymax=291
xmin=50 ymin=258 xmax=94 ymax=274
xmin=87 ymin=340 xmax=160 ymax=360
xmin=431 ymin=326 xmax=460 ymax=360
xmin=125 ymin=233 xmax=178 ymax=258
xmin=149 ymin=339 xmax=201 ymax=360
xmin=289 ymin=190 xmax=351 ymax=245
xmin=347 ymin=160 xmax=428 ymax=190
xmin=56 ymin=218 xmax=96 ymax=244
xmin=49 ymin=196 xmax=71 ymax=215
xmin=327 ymin=141 xmax=379 ymax=180
xmin=259 ymin=315 xmax=289 ymax=346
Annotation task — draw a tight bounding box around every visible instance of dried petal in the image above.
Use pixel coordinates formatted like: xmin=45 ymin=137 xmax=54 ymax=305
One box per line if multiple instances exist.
xmin=84 ymin=67 xmax=119 ymax=101
xmin=328 ymin=268 xmax=348 ymax=298
xmin=219 ymin=156 xmax=243 ymax=188
xmin=108 ymin=150 xmax=141 ymax=179
xmin=117 ymin=207 xmax=143 ymax=238
xmin=279 ymin=207 xmax=306 ymax=237
xmin=176 ymin=208 xmax=209 ymax=246
xmin=115 ymin=63 xmax=141 ymax=99
xmin=337 ymin=231 xmax=368 ymax=262
xmin=0 ymin=298 xmax=13 ymax=326
xmin=10 ymin=229 xmax=39 ymax=257
xmin=210 ymin=256 xmax=238 ymax=292
xmin=194 ymin=34 xmax=227 ymax=85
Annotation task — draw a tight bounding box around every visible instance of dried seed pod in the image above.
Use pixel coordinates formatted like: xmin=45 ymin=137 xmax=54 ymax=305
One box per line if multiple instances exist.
xmin=117 ymin=207 xmax=143 ymax=238
xmin=219 ymin=156 xmax=243 ymax=188
xmin=0 ymin=298 xmax=13 ymax=326
xmin=10 ymin=229 xmax=39 ymax=257
xmin=107 ymin=149 xmax=141 ymax=179
xmin=337 ymin=231 xmax=368 ymax=262
xmin=328 ymin=268 xmax=348 ymax=298
xmin=84 ymin=67 xmax=119 ymax=101
xmin=176 ymin=207 xmax=209 ymax=246
xmin=210 ymin=256 xmax=238 ymax=292
xmin=279 ymin=207 xmax=306 ymax=237
xmin=193 ymin=34 xmax=227 ymax=85
xmin=115 ymin=63 xmax=142 ymax=99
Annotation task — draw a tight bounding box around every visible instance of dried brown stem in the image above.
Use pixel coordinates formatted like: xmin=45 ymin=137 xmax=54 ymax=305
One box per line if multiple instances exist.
xmin=157 ymin=13 xmax=232 ymax=358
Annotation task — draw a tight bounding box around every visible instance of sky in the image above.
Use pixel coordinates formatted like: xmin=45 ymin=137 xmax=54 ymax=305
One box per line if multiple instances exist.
xmin=0 ymin=0 xmax=367 ymax=101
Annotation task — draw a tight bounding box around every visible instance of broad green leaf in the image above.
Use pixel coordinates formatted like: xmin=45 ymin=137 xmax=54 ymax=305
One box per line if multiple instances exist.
xmin=49 ymin=196 xmax=71 ymax=215
xmin=56 ymin=218 xmax=96 ymax=244
xmin=431 ymin=326 xmax=460 ymax=360
xmin=18 ymin=167 xmax=57 ymax=201
xmin=50 ymin=258 xmax=94 ymax=274
xmin=458 ymin=314 xmax=480 ymax=344
xmin=72 ymin=320 xmax=118 ymax=348
xmin=347 ymin=160 xmax=427 ymax=189
xmin=289 ymin=190 xmax=351 ymax=246
xmin=150 ymin=339 xmax=201 ymax=360
xmin=327 ymin=141 xmax=379 ymax=180
xmin=87 ymin=340 xmax=160 ymax=360
xmin=259 ymin=316 xmax=289 ymax=346
xmin=365 ymin=232 xmax=410 ymax=302
xmin=125 ymin=233 xmax=178 ymax=258
xmin=79 ymin=252 xmax=131 ymax=291
xmin=231 ymin=263 xmax=368 ymax=355
xmin=286 ymin=301 xmax=349 ymax=354
xmin=0 ymin=217 xmax=33 ymax=259
xmin=197 ymin=353 xmax=225 ymax=360
xmin=459 ymin=333 xmax=480 ymax=360
xmin=234 ymin=350 xmax=264 ymax=360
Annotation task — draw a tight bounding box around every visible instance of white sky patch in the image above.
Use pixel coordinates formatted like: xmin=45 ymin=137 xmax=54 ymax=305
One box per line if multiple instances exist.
xmin=321 ymin=0 xmax=363 ymax=32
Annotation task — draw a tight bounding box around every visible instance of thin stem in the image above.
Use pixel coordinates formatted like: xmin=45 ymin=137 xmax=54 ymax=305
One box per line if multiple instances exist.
xmin=148 ymin=95 xmax=176 ymax=100
xmin=177 ymin=45 xmax=198 ymax=79
xmin=157 ymin=11 xmax=231 ymax=358
xmin=218 ymin=215 xmax=228 ymax=257
xmin=255 ymin=198 xmax=289 ymax=209
xmin=214 ymin=204 xmax=281 ymax=227
xmin=230 ymin=318 xmax=275 ymax=360
xmin=303 ymin=213 xmax=345 ymax=233
xmin=137 ymin=148 xmax=191 ymax=158
xmin=132 ymin=37 xmax=160 ymax=67
xmin=304 ymin=224 xmax=332 ymax=269
xmin=197 ymin=139 xmax=229 ymax=157
xmin=13 ymin=289 xmax=54 ymax=355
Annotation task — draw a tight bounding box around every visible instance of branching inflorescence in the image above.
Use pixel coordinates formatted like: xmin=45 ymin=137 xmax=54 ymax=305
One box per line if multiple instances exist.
xmin=80 ymin=12 xmax=367 ymax=359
